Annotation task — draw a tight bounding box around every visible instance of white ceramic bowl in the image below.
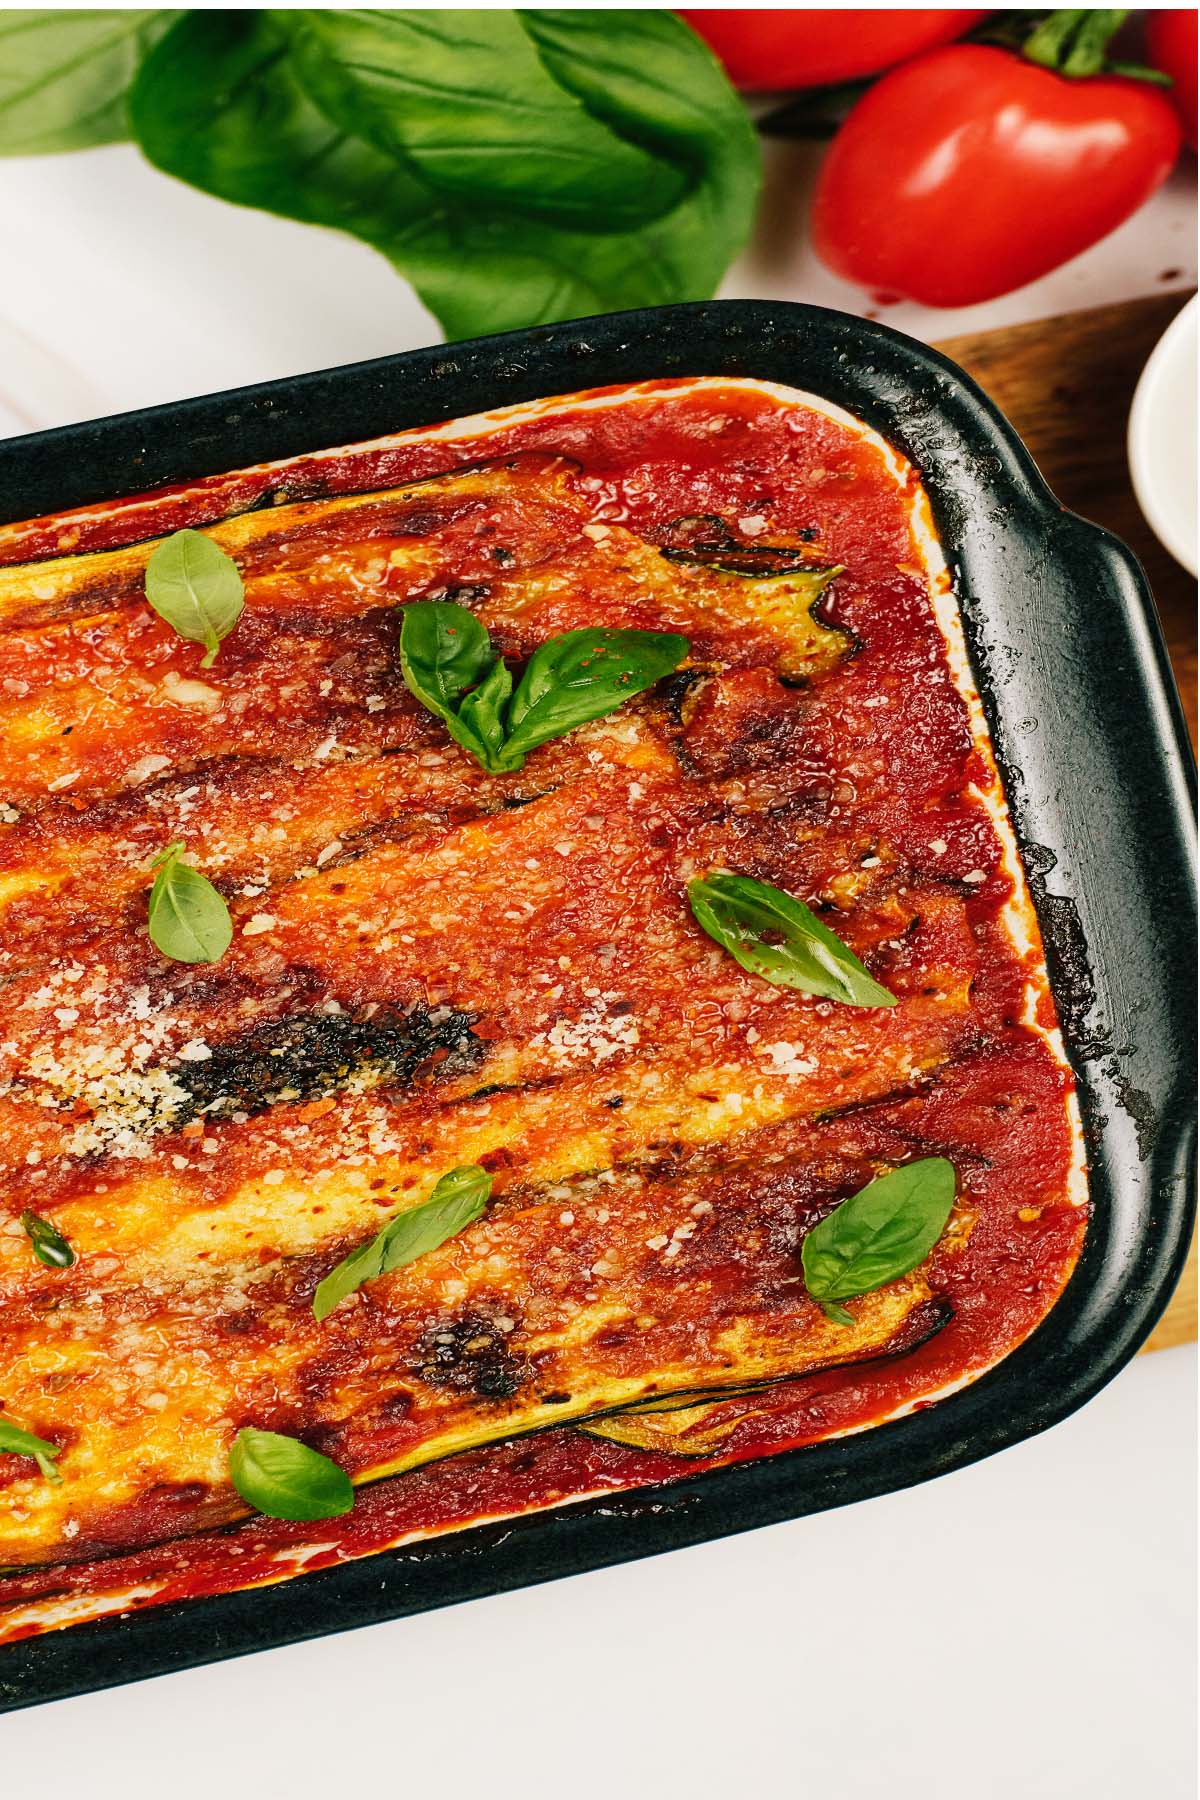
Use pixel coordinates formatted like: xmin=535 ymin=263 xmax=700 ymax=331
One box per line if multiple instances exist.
xmin=1128 ymin=294 xmax=1198 ymax=577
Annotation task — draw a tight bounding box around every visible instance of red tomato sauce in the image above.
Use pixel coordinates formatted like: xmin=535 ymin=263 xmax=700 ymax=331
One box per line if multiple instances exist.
xmin=0 ymin=381 xmax=1084 ymax=1638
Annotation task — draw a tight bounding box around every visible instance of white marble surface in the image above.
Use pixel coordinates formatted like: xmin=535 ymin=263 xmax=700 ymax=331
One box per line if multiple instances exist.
xmin=0 ymin=131 xmax=1194 ymax=1788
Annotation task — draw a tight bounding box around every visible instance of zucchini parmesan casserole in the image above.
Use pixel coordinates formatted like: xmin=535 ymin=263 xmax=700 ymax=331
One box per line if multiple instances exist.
xmin=0 ymin=378 xmax=1086 ymax=1642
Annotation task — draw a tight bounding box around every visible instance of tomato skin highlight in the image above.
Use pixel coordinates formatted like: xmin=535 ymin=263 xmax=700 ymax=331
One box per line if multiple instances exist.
xmin=679 ymin=8 xmax=988 ymax=91
xmin=811 ymin=44 xmax=1183 ymax=306
xmin=1146 ymin=10 xmax=1197 ymax=150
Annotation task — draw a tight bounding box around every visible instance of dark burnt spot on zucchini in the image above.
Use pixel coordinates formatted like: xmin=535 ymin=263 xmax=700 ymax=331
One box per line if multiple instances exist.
xmin=169 ymin=1003 xmax=486 ymax=1123
xmin=414 ymin=1312 xmax=530 ymax=1401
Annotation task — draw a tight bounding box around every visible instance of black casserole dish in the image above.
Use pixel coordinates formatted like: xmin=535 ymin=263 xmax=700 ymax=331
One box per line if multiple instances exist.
xmin=0 ymin=301 xmax=1193 ymax=1710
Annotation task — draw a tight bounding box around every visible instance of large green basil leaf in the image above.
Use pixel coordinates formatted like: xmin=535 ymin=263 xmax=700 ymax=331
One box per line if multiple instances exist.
xmin=801 ymin=1159 xmax=957 ymax=1323
xmin=688 ymin=872 xmax=897 ymax=1008
xmin=272 ymin=9 xmax=684 ymax=229
xmin=0 ymin=10 xmax=175 ymax=155
xmin=127 ymin=9 xmax=760 ymax=339
xmin=500 ymin=627 xmax=689 ymax=767
xmin=313 ymin=1164 xmax=492 ymax=1322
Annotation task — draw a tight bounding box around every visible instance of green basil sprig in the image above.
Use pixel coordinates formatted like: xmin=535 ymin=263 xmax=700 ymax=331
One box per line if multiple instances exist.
xmin=399 ymin=601 xmax=687 ymax=774
xmin=123 ymin=10 xmax=759 ymax=342
xmin=688 ymin=872 xmax=896 ymax=1007
xmin=0 ymin=1415 xmax=62 ymax=1484
xmin=228 ymin=1427 xmax=354 ymax=1521
xmin=20 ymin=1210 xmax=74 ymax=1269
xmin=314 ymin=1164 xmax=492 ymax=1323
xmin=802 ymin=1158 xmax=957 ymax=1324
xmin=145 ymin=527 xmax=244 ymax=668
xmin=147 ymin=841 xmax=233 ymax=965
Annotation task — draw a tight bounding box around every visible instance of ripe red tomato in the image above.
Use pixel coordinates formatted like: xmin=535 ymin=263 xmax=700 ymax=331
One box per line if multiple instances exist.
xmin=812 ymin=44 xmax=1183 ymax=306
xmin=680 ymin=9 xmax=988 ymax=91
xmin=1146 ymin=10 xmax=1197 ymax=149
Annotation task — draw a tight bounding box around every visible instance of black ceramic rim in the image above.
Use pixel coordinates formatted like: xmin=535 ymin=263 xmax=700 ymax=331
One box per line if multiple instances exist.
xmin=0 ymin=301 xmax=1194 ymax=1712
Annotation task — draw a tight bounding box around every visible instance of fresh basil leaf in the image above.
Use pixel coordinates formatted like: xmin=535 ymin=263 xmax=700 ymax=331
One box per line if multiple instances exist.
xmin=400 ymin=604 xmax=687 ymax=772
xmin=688 ymin=872 xmax=896 ymax=1008
xmin=499 ymin=628 xmax=689 ymax=768
xmin=127 ymin=9 xmax=759 ymax=340
xmin=802 ymin=1159 xmax=957 ymax=1316
xmin=0 ymin=1414 xmax=62 ymax=1484
xmin=398 ymin=600 xmax=494 ymax=720
xmin=228 ymin=1427 xmax=354 ymax=1521
xmin=274 ymin=9 xmax=683 ymax=229
xmin=313 ymin=1164 xmax=492 ymax=1322
xmin=398 ymin=600 xmax=501 ymax=767
xmin=457 ymin=655 xmax=514 ymax=769
xmin=0 ymin=10 xmax=175 ymax=156
xmin=147 ymin=841 xmax=233 ymax=966
xmin=19 ymin=1209 xmax=74 ymax=1269
xmin=145 ymin=527 xmax=244 ymax=668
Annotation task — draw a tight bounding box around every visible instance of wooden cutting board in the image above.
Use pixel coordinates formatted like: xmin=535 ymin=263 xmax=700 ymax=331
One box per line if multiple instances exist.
xmin=932 ymin=294 xmax=1196 ymax=1356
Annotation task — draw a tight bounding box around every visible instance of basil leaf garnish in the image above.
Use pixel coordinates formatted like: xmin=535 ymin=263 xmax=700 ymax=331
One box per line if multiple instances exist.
xmin=0 ymin=10 xmax=175 ymax=156
xmin=127 ymin=10 xmax=759 ymax=341
xmin=145 ymin=527 xmax=244 ymax=668
xmin=456 ymin=655 xmax=515 ymax=767
xmin=228 ymin=1427 xmax=354 ymax=1521
xmin=398 ymin=598 xmax=493 ymax=717
xmin=802 ymin=1158 xmax=957 ymax=1321
xmin=314 ymin=1164 xmax=492 ymax=1323
xmin=0 ymin=1415 xmax=62 ymax=1484
xmin=688 ymin=872 xmax=896 ymax=1007
xmin=20 ymin=1209 xmax=74 ymax=1269
xmin=398 ymin=600 xmax=499 ymax=767
xmin=399 ymin=601 xmax=687 ymax=773
xmin=146 ymin=840 xmax=233 ymax=965
xmin=501 ymin=628 xmax=690 ymax=765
